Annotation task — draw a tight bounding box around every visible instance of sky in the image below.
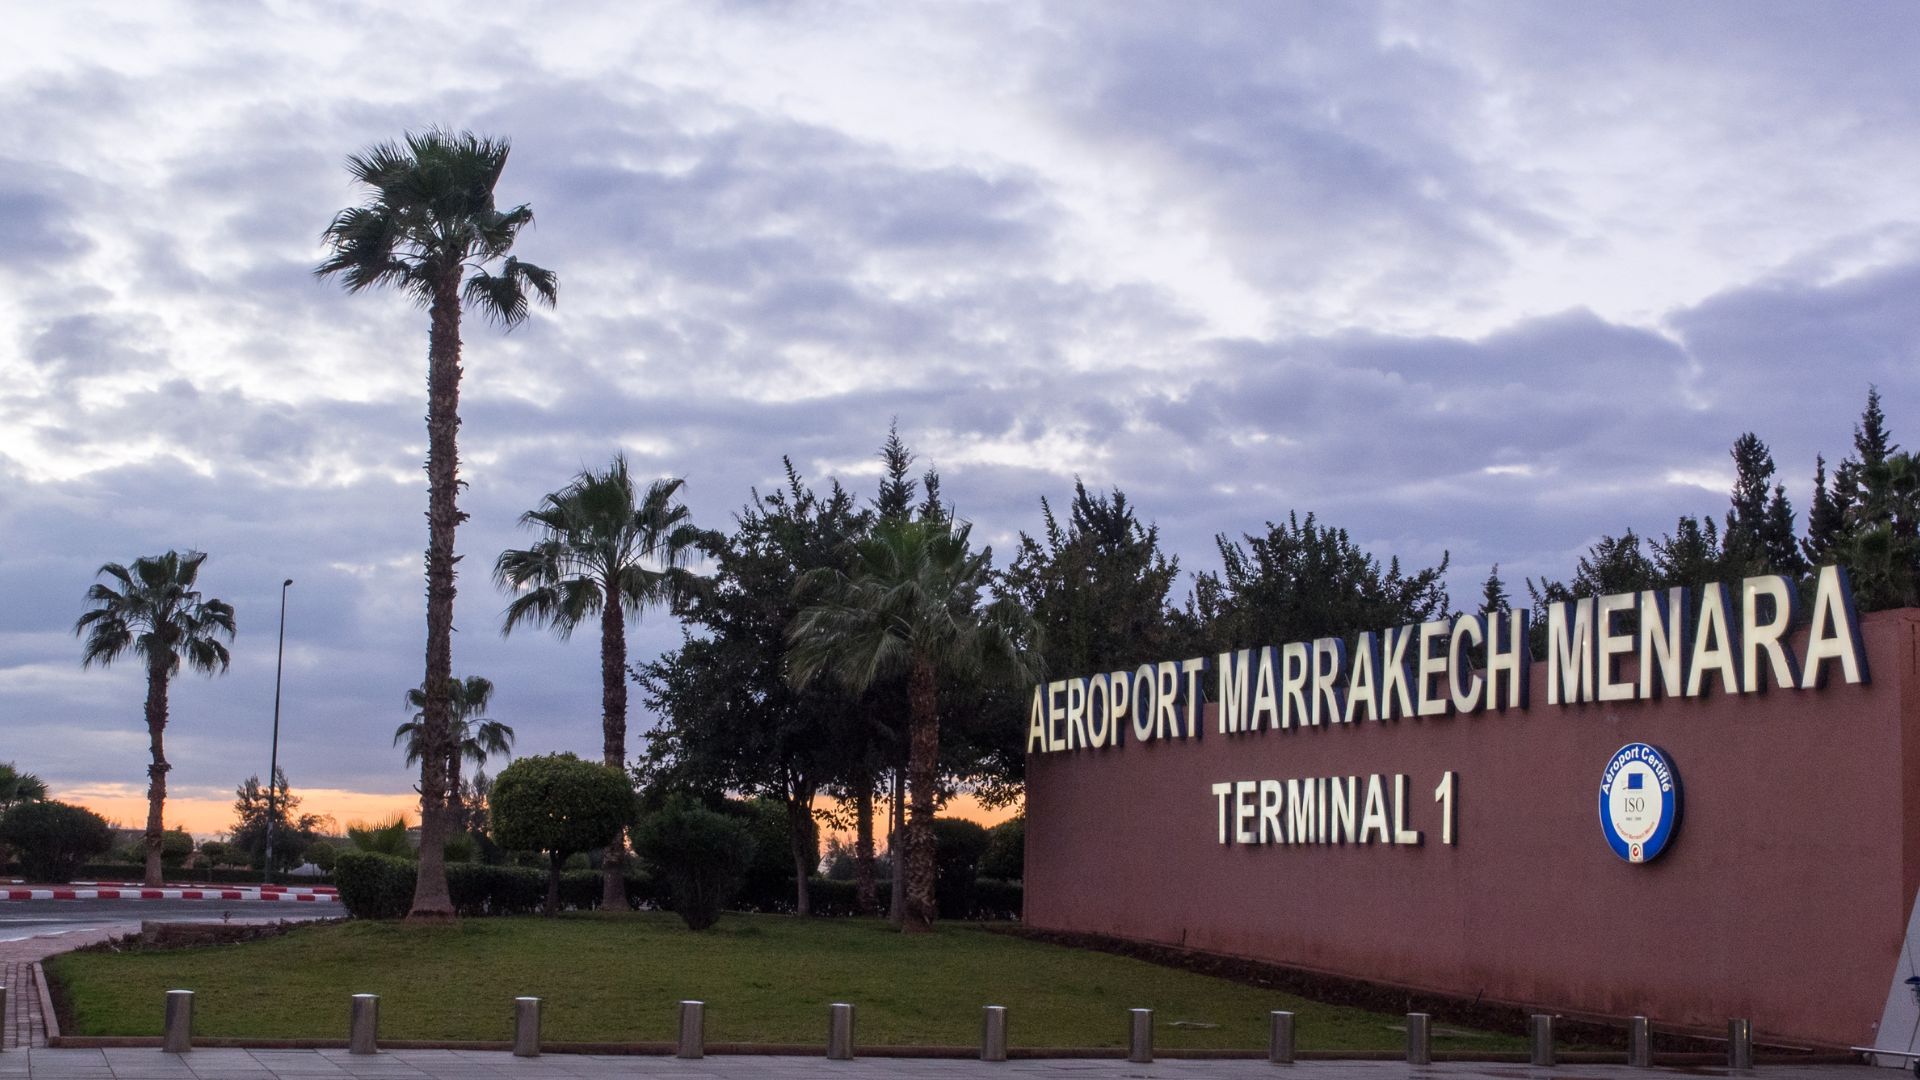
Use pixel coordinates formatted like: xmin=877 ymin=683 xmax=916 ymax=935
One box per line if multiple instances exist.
xmin=3 ymin=2 xmax=1919 ymax=837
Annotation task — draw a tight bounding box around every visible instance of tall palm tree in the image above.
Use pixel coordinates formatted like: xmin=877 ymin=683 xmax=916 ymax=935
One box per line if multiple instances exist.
xmin=396 ymin=675 xmax=514 ymax=827
xmin=74 ymin=551 xmax=236 ymax=887
xmin=316 ymin=128 xmax=556 ymax=919
xmin=788 ymin=518 xmax=1039 ymax=932
xmin=496 ymin=457 xmax=705 ymax=907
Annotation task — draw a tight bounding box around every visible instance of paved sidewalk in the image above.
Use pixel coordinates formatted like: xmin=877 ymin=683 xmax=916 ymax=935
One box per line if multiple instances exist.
xmin=0 ymin=1052 xmax=1885 ymax=1080
xmin=1 ymin=925 xmax=142 ymax=1051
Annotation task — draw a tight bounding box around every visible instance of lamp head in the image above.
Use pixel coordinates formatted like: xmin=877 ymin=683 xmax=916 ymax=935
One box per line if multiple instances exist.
xmin=283 ymin=578 xmax=294 ymax=587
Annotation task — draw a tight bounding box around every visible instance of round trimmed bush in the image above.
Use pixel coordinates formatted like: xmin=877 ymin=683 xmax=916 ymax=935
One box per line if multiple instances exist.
xmin=0 ymin=800 xmax=113 ymax=883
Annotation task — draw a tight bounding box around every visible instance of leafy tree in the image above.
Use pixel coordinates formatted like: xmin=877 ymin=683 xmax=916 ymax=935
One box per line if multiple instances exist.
xmin=931 ymin=817 xmax=990 ymax=920
xmin=395 ymin=676 xmax=513 ymax=824
xmin=490 ymin=753 xmax=634 ymax=916
xmin=821 ymin=834 xmax=857 ymax=881
xmin=0 ymin=800 xmax=113 ymax=883
xmin=1528 ymin=530 xmax=1658 ymax=604
xmin=75 ymin=550 xmax=235 ymax=887
xmin=980 ymin=816 xmax=1025 ymax=882
xmin=230 ymin=769 xmax=329 ymax=872
xmin=497 ymin=458 xmax=704 ymax=908
xmin=317 ymin=129 xmax=557 ymax=920
xmin=1186 ymin=512 xmax=1449 ymax=656
xmin=635 ymin=462 xmax=863 ymax=916
xmin=306 ymin=840 xmax=341 ymax=873
xmin=1001 ymin=482 xmax=1180 ymax=682
xmin=636 ymin=797 xmax=756 ymax=930
xmin=789 ymin=517 xmax=1040 ymax=933
xmin=1652 ymin=515 xmax=1725 ymax=587
xmin=160 ymin=827 xmax=194 ymax=868
xmin=0 ymin=762 xmax=48 ymax=814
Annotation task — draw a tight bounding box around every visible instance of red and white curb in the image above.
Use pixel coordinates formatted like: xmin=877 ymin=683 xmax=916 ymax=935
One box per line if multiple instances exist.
xmin=2 ymin=887 xmax=339 ymax=902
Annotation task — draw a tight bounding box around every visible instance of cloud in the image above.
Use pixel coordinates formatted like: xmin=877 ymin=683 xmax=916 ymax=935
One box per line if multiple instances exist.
xmin=2 ymin=1 xmax=1918 ymax=818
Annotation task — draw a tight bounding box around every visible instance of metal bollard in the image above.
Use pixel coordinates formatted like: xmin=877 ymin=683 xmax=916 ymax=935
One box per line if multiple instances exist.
xmin=1407 ymin=1012 xmax=1432 ymax=1065
xmin=827 ymin=1002 xmax=856 ymax=1060
xmin=163 ymin=990 xmax=194 ymax=1053
xmin=1269 ymin=1010 xmax=1295 ymax=1065
xmin=512 ymin=997 xmax=541 ymax=1058
xmin=678 ymin=1000 xmax=705 ymax=1060
xmin=1628 ymin=1016 xmax=1651 ymax=1067
xmin=981 ymin=1005 xmax=1008 ymax=1062
xmin=1128 ymin=1008 xmax=1154 ymax=1064
xmin=1727 ymin=1018 xmax=1753 ymax=1070
xmin=349 ymin=993 xmax=380 ymax=1055
xmin=1529 ymin=1014 xmax=1555 ymax=1067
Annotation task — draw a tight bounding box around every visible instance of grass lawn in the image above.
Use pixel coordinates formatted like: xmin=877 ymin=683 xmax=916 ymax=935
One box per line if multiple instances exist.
xmin=48 ymin=913 xmax=1523 ymax=1052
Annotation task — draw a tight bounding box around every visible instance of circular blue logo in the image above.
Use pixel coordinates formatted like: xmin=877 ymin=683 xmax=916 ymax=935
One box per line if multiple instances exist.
xmin=1598 ymin=743 xmax=1680 ymax=863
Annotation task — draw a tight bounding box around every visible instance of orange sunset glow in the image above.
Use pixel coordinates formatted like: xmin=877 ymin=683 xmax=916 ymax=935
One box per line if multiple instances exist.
xmin=52 ymin=783 xmax=1017 ymax=842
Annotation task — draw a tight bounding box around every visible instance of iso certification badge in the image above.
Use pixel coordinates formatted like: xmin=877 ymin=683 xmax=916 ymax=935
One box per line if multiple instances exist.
xmin=1598 ymin=742 xmax=1681 ymax=863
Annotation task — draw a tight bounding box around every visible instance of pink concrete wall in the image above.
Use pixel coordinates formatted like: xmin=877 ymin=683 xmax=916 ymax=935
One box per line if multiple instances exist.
xmin=1025 ymin=609 xmax=1920 ymax=1048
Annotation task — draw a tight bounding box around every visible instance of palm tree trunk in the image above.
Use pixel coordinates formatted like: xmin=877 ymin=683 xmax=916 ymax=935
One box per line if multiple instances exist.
xmin=410 ymin=276 xmax=463 ymax=921
xmin=447 ymin=748 xmax=465 ymax=835
xmin=903 ymin=657 xmax=940 ymax=932
xmin=142 ymin=658 xmax=170 ymax=889
xmin=600 ymin=584 xmax=629 ymax=910
xmin=853 ymin=771 xmax=877 ymax=916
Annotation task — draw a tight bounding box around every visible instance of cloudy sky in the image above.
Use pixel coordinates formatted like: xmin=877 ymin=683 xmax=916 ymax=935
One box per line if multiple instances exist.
xmin=4 ymin=2 xmax=1918 ymax=835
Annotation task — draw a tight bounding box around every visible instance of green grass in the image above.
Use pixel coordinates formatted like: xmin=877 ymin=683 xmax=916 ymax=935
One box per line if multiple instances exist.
xmin=49 ymin=913 xmax=1522 ymax=1052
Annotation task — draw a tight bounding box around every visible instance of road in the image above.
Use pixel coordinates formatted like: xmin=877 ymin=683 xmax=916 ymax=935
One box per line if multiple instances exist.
xmin=0 ymin=897 xmax=336 ymax=943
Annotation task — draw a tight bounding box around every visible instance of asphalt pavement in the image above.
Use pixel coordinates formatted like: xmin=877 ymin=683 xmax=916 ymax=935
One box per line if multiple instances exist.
xmin=0 ymin=897 xmax=335 ymax=942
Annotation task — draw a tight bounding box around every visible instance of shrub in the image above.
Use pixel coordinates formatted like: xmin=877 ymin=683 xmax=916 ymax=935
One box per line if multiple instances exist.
xmin=491 ymin=754 xmax=635 ymax=916
xmin=980 ymin=816 xmax=1024 ymax=882
xmin=805 ymin=876 xmax=860 ymax=916
xmin=305 ymin=840 xmax=339 ymax=873
xmin=970 ymin=878 xmax=1023 ymax=921
xmin=933 ymin=818 xmax=991 ymax=920
xmin=0 ymin=801 xmax=114 ymax=883
xmin=333 ymin=851 xmax=415 ymax=919
xmin=637 ymin=798 xmax=756 ymax=930
xmin=160 ymin=828 xmax=194 ymax=868
xmin=447 ymin=863 xmax=544 ymax=916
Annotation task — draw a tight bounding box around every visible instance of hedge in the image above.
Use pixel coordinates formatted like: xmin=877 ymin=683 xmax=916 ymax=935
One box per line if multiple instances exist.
xmin=1 ymin=863 xmax=338 ymax=886
xmin=764 ymin=876 xmax=1021 ymax=914
xmin=331 ymin=851 xmax=1019 ymax=922
xmin=333 ymin=852 xmax=665 ymax=919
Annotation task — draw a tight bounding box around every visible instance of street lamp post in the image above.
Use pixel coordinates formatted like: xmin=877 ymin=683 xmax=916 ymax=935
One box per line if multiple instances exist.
xmin=264 ymin=578 xmax=292 ymax=884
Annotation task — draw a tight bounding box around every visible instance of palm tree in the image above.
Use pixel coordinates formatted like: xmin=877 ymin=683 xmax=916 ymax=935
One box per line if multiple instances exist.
xmin=316 ymin=129 xmax=556 ymax=919
xmin=395 ymin=675 xmax=514 ymax=828
xmin=0 ymin=763 xmax=49 ymax=815
xmin=788 ymin=518 xmax=1039 ymax=932
xmin=74 ymin=551 xmax=236 ymax=887
xmin=496 ymin=456 xmax=705 ymax=907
